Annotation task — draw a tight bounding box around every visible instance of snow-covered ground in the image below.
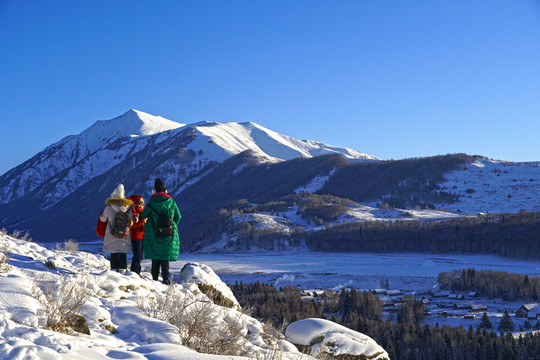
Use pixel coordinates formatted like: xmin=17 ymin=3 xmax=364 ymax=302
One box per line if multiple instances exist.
xmin=172 ymin=252 xmax=540 ymax=292
xmin=218 ymin=202 xmax=465 ymax=242
xmin=0 ymin=234 xmax=389 ymax=360
xmin=436 ymin=159 xmax=540 ymax=214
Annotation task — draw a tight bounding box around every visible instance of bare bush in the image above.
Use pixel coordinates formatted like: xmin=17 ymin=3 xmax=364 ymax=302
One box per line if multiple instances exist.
xmin=56 ymin=239 xmax=79 ymax=252
xmin=255 ymin=346 xmax=284 ymax=360
xmin=8 ymin=229 xmax=32 ymax=242
xmin=138 ymin=285 xmax=245 ymax=356
xmin=32 ymin=274 xmax=90 ymax=333
xmin=137 ymin=284 xmax=198 ymax=323
xmin=0 ymin=243 xmax=11 ymax=274
xmin=178 ymin=301 xmax=244 ymax=355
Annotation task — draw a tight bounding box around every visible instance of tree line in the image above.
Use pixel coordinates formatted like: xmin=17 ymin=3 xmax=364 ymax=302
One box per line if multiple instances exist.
xmin=318 ymin=153 xmax=470 ymax=209
xmin=220 ymin=209 xmax=540 ymax=260
xmin=304 ymin=211 xmax=540 ymax=259
xmin=438 ymin=268 xmax=540 ymax=302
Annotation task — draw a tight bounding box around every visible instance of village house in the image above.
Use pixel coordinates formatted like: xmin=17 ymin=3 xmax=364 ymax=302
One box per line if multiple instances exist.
xmin=429 ymin=290 xmax=450 ymax=298
xmin=448 ymin=294 xmax=466 ymax=300
xmin=516 ymin=304 xmax=540 ymax=319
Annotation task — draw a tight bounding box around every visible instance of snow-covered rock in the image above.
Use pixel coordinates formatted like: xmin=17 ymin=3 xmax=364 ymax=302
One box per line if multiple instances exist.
xmin=286 ymin=318 xmax=390 ymax=360
xmin=178 ymin=262 xmax=241 ymax=309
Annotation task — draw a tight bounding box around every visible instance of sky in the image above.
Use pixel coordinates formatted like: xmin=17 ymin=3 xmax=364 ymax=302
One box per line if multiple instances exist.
xmin=1 ymin=1 xmax=539 ymax=175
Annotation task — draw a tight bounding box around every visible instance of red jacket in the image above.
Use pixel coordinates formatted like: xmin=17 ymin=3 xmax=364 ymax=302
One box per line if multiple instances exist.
xmin=128 ymin=195 xmax=145 ymax=241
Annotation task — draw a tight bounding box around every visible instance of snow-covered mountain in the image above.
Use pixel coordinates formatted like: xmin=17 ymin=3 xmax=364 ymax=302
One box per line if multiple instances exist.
xmin=0 ymin=110 xmax=378 ymax=243
xmin=0 ymin=233 xmax=389 ymax=359
xmin=0 ymin=109 xmax=377 ymax=208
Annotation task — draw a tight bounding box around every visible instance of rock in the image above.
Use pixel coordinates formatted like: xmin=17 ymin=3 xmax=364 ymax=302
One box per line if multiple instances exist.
xmin=66 ymin=314 xmax=91 ymax=335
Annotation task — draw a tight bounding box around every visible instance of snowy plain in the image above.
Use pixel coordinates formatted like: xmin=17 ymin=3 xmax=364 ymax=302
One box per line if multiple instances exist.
xmin=171 ymin=252 xmax=540 ymax=292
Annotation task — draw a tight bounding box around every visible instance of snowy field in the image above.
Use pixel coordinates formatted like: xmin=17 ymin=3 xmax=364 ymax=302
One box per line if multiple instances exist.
xmin=167 ymin=252 xmax=540 ymax=292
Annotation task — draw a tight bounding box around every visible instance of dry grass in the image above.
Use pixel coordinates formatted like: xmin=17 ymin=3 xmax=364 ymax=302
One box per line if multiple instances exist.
xmin=9 ymin=229 xmax=33 ymax=242
xmin=56 ymin=239 xmax=79 ymax=252
xmin=0 ymin=243 xmax=11 ymax=274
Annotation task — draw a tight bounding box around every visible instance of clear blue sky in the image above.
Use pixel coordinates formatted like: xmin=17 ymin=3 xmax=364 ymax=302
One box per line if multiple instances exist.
xmin=1 ymin=1 xmax=539 ymax=175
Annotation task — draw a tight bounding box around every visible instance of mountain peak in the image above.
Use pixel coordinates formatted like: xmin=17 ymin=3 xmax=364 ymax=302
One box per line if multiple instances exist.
xmin=100 ymin=109 xmax=185 ymax=137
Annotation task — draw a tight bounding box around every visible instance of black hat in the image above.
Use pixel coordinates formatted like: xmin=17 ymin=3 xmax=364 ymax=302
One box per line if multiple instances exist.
xmin=154 ymin=178 xmax=167 ymax=193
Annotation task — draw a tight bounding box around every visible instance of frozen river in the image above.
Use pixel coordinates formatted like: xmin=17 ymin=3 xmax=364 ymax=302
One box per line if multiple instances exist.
xmin=165 ymin=252 xmax=540 ymax=291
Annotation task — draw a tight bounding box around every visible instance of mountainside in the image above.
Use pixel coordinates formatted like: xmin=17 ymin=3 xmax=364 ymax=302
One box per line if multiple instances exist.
xmin=176 ymin=153 xmax=540 ymax=256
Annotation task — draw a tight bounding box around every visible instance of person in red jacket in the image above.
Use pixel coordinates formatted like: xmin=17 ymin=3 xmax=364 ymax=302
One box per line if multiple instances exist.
xmin=128 ymin=194 xmax=146 ymax=276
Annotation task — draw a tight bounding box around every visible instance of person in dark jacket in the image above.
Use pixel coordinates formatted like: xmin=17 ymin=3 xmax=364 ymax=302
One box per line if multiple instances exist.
xmin=128 ymin=194 xmax=146 ymax=276
xmin=141 ymin=178 xmax=181 ymax=284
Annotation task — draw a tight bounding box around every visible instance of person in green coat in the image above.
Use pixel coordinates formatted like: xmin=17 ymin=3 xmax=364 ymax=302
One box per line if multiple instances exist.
xmin=141 ymin=178 xmax=181 ymax=284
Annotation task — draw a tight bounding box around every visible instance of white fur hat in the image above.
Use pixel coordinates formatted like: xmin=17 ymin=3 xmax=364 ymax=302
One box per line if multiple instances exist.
xmin=111 ymin=184 xmax=125 ymax=198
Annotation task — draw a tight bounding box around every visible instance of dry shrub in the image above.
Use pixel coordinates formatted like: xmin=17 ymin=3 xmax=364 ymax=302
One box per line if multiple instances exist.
xmin=32 ymin=274 xmax=91 ymax=333
xmin=138 ymin=284 xmax=245 ymax=356
xmin=10 ymin=229 xmax=33 ymax=242
xmin=178 ymin=301 xmax=244 ymax=356
xmin=137 ymin=283 xmax=197 ymax=323
xmin=0 ymin=243 xmax=11 ymax=274
xmin=255 ymin=346 xmax=284 ymax=360
xmin=56 ymin=239 xmax=79 ymax=252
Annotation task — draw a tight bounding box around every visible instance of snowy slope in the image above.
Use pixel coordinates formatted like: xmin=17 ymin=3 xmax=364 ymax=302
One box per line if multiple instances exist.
xmin=434 ymin=159 xmax=540 ymax=214
xmin=0 ymin=233 xmax=388 ymax=359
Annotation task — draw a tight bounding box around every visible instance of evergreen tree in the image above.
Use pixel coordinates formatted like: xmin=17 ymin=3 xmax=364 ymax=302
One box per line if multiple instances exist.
xmin=480 ymin=312 xmax=493 ymax=329
xmin=498 ymin=310 xmax=515 ymax=332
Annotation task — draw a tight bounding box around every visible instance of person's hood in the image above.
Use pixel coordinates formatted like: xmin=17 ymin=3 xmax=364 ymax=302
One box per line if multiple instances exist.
xmin=128 ymin=195 xmax=143 ymax=204
xmin=148 ymin=194 xmax=174 ymax=212
xmin=105 ymin=197 xmax=134 ymax=207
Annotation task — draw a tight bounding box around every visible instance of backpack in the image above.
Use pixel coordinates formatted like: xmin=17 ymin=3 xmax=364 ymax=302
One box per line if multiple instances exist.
xmin=110 ymin=210 xmax=131 ymax=238
xmin=149 ymin=203 xmax=174 ymax=238
xmin=95 ymin=211 xmax=107 ymax=238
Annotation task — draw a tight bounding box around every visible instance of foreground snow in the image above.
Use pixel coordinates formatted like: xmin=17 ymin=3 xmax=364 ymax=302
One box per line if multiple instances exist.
xmin=0 ymin=234 xmax=388 ymax=359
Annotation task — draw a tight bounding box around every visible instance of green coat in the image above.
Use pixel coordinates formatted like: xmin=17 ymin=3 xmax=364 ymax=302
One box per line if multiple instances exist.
xmin=141 ymin=194 xmax=181 ymax=261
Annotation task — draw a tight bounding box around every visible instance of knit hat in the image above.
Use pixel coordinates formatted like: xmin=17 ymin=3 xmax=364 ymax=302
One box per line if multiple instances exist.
xmin=111 ymin=184 xmax=126 ymax=198
xmin=154 ymin=178 xmax=167 ymax=194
